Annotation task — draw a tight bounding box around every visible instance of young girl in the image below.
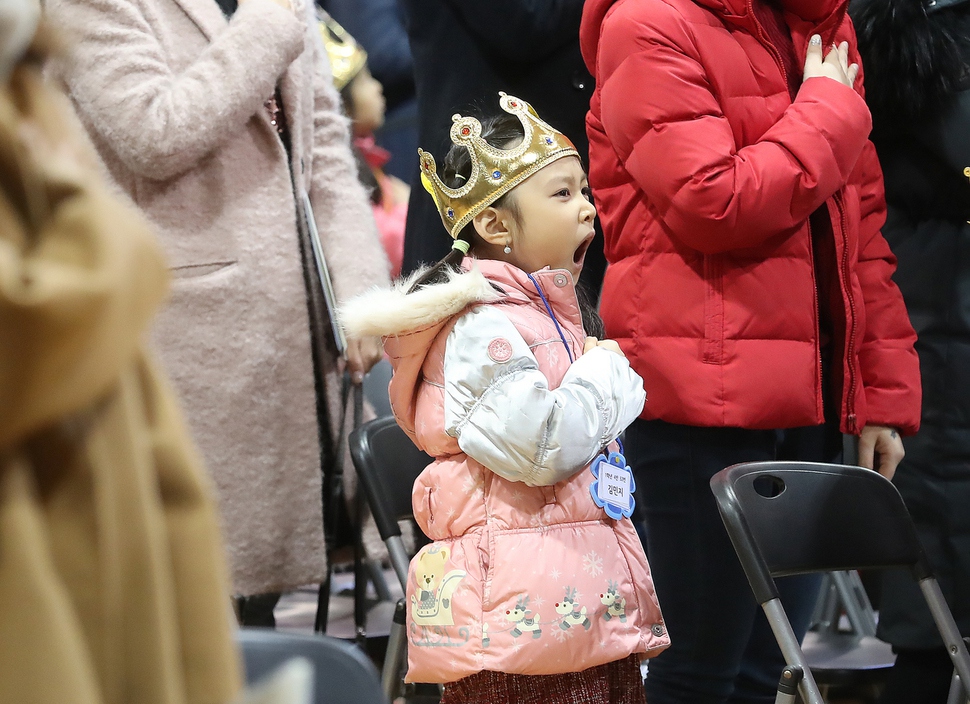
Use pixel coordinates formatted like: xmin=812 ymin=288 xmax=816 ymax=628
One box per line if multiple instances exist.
xmin=322 ymin=15 xmax=408 ymax=278
xmin=342 ymin=93 xmax=668 ymax=703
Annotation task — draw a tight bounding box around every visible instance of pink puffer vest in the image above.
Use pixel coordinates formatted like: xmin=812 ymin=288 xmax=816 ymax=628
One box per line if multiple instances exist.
xmin=350 ymin=259 xmax=668 ymax=684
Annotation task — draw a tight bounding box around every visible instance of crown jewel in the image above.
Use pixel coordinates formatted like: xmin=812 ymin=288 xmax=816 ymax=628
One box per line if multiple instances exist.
xmin=418 ymin=93 xmax=579 ymax=238
xmin=319 ymin=14 xmax=367 ymax=91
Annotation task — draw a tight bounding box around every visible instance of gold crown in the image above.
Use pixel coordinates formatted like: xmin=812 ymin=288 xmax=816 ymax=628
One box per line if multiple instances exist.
xmin=319 ymin=14 xmax=367 ymax=91
xmin=418 ymin=93 xmax=579 ymax=237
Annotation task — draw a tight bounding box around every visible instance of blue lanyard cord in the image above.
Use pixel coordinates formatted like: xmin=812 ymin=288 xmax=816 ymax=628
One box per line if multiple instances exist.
xmin=527 ymin=272 xmax=574 ymax=364
xmin=526 ymin=273 xmax=630 ymax=460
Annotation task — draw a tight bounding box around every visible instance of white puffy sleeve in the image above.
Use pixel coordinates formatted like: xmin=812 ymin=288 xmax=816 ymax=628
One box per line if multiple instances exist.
xmin=443 ymin=306 xmax=646 ymax=486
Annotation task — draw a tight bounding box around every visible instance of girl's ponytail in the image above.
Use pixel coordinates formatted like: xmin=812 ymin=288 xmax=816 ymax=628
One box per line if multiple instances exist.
xmin=407 ymin=237 xmax=471 ymax=293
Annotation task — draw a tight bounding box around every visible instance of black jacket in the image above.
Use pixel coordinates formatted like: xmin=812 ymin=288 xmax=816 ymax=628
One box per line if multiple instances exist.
xmin=399 ymin=0 xmax=605 ymax=293
xmin=853 ymin=0 xmax=970 ymax=649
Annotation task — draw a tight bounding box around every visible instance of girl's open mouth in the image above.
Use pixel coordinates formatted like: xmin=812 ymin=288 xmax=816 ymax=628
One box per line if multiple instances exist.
xmin=573 ymin=234 xmax=594 ymax=266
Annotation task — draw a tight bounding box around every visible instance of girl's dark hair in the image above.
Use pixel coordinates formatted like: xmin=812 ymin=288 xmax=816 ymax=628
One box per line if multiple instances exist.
xmin=407 ymin=113 xmax=523 ymax=293
xmin=576 ymin=282 xmax=606 ymax=340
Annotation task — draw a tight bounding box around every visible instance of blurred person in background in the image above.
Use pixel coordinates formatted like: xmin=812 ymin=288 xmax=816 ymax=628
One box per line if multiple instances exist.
xmin=324 ymin=14 xmax=408 ymax=278
xmin=0 ymin=4 xmax=240 ymax=702
xmin=319 ymin=0 xmax=417 ymax=182
xmin=46 ymin=0 xmax=390 ymax=626
xmin=397 ymin=0 xmax=608 ymax=303
xmin=853 ymin=0 xmax=970 ymax=700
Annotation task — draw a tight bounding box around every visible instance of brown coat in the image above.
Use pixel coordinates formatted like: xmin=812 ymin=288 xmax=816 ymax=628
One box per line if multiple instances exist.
xmin=0 ymin=56 xmax=240 ymax=704
xmin=47 ymin=0 xmax=390 ymax=595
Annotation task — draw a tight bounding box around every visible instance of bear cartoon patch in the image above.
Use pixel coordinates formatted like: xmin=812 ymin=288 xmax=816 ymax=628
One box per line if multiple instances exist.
xmin=411 ymin=545 xmax=466 ymax=626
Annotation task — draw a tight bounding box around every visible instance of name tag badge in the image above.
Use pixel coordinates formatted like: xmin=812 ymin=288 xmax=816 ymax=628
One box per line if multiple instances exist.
xmin=589 ymin=450 xmax=636 ymax=520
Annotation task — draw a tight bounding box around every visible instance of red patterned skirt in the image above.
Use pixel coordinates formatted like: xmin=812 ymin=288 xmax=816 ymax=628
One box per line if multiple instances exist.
xmin=438 ymin=655 xmax=646 ymax=704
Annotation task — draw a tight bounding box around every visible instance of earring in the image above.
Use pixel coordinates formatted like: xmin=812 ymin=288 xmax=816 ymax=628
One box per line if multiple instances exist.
xmin=504 ymin=242 xmax=512 ymax=254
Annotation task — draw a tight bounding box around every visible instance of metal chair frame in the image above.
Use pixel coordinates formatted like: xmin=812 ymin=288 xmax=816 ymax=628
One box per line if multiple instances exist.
xmin=350 ymin=416 xmax=435 ymax=702
xmin=711 ymin=461 xmax=970 ymax=704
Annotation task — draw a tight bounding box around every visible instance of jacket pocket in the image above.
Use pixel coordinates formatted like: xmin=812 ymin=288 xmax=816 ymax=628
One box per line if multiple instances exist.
xmin=425 ymin=487 xmax=435 ymax=523
xmin=171 ymin=261 xmax=237 ymax=280
xmin=702 ymin=253 xmax=724 ymax=364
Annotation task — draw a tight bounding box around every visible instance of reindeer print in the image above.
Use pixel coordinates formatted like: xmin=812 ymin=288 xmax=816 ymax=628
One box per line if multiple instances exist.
xmin=555 ymin=586 xmax=591 ymax=631
xmin=504 ymin=594 xmax=542 ymax=639
xmin=599 ymin=580 xmax=627 ymax=623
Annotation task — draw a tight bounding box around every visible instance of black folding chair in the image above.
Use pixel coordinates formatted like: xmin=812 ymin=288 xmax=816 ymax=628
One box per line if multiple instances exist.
xmin=237 ymin=628 xmax=388 ymax=704
xmin=350 ymin=416 xmax=435 ymax=702
xmin=710 ymin=461 xmax=970 ymax=704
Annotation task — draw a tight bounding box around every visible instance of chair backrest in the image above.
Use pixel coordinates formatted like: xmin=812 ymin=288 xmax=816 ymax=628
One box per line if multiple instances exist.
xmin=237 ymin=628 xmax=388 ymax=704
xmin=350 ymin=416 xmax=432 ymax=542
xmin=710 ymin=461 xmax=932 ymax=605
xmin=362 ymin=359 xmax=393 ymax=418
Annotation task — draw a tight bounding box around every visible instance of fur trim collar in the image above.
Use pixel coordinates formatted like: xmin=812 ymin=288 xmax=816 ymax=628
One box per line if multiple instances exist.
xmin=852 ymin=0 xmax=968 ymax=133
xmin=339 ymin=266 xmax=502 ymax=339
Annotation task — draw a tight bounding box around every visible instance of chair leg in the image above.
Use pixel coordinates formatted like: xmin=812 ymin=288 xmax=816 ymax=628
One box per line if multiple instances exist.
xmin=809 ymin=573 xmax=838 ymax=632
xmin=387 ymin=535 xmax=412 ymax=592
xmin=831 ymin=570 xmax=878 ymax=637
xmin=314 ymin=573 xmax=331 ymax=634
xmin=774 ymin=666 xmax=802 ymax=704
xmin=382 ymin=599 xmax=408 ymax=702
xmin=945 ymin=671 xmax=965 ymax=704
xmin=919 ymin=580 xmax=970 ymax=693
xmin=762 ymin=599 xmax=825 ymax=704
xmin=367 ymin=558 xmax=393 ymax=602
xmin=354 ymin=532 xmax=369 ymax=644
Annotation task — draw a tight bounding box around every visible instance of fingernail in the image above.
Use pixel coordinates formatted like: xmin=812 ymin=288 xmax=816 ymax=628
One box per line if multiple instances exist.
xmin=810 ymin=34 xmax=822 ymax=45
xmin=353 ymin=372 xmax=364 ymax=384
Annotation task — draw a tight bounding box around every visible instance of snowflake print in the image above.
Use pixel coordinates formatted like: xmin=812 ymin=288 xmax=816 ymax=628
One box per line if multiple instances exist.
xmin=461 ymin=474 xmax=482 ymax=494
xmin=583 ymin=550 xmax=604 ymax=577
xmin=532 ymin=594 xmax=546 ymax=610
xmin=549 ymin=567 xmax=562 ymax=582
xmin=552 ymin=626 xmax=576 ymax=643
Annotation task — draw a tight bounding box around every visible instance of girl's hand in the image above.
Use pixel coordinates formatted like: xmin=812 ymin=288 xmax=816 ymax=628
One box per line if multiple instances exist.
xmin=803 ymin=36 xmax=858 ymax=89
xmin=858 ymin=424 xmax=905 ymax=480
xmin=596 ymin=340 xmax=623 ymax=356
xmin=583 ymin=336 xmax=623 ymax=356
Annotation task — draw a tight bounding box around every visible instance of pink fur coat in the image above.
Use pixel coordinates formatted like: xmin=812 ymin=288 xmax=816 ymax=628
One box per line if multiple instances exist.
xmin=47 ymin=0 xmax=390 ymax=595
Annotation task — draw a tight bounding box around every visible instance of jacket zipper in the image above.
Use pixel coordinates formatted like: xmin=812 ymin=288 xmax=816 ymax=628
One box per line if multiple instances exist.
xmin=833 ymin=192 xmax=858 ymax=434
xmin=746 ymin=0 xmax=791 ymax=99
xmin=747 ymin=0 xmax=854 ymax=429
xmin=746 ymin=0 xmax=850 ymax=99
xmin=826 ymin=4 xmax=848 ymax=48
xmin=805 ymin=220 xmax=825 ymax=423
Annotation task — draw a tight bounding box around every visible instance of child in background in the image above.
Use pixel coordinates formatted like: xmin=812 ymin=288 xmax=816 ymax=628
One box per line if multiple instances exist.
xmin=342 ymin=93 xmax=668 ymax=703
xmin=322 ymin=15 xmax=408 ymax=277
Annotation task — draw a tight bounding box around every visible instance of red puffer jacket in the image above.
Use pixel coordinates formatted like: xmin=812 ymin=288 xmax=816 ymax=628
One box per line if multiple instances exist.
xmin=581 ymin=0 xmax=921 ymax=435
